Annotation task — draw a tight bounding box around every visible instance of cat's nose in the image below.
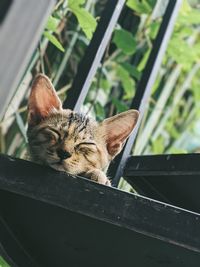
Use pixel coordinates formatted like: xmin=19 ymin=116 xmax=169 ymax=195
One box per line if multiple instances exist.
xmin=57 ymin=149 xmax=71 ymax=160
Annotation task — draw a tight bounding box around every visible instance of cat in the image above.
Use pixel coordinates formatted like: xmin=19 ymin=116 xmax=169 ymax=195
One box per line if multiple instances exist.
xmin=27 ymin=74 xmax=139 ymax=186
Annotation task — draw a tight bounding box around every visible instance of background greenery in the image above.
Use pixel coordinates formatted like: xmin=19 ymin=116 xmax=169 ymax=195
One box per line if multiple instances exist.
xmin=0 ymin=0 xmax=200 ymax=171
xmin=0 ymin=0 xmax=200 ymax=265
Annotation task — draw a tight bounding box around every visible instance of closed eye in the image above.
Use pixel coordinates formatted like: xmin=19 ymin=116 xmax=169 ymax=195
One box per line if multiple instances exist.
xmin=75 ymin=142 xmax=97 ymax=153
xmin=76 ymin=142 xmax=96 ymax=147
xmin=42 ymin=128 xmax=61 ymax=145
xmin=45 ymin=127 xmax=61 ymax=139
xmin=38 ymin=126 xmax=60 ymax=138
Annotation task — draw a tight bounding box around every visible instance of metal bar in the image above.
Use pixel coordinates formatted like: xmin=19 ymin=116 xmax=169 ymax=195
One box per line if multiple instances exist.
xmin=0 ymin=0 xmax=56 ymax=121
xmin=0 ymin=216 xmax=39 ymax=267
xmin=0 ymin=153 xmax=200 ymax=253
xmin=124 ymin=154 xmax=200 ymax=213
xmin=110 ymin=0 xmax=182 ymax=186
xmin=63 ymin=0 xmax=125 ymax=111
xmin=125 ymin=154 xmax=200 ymax=176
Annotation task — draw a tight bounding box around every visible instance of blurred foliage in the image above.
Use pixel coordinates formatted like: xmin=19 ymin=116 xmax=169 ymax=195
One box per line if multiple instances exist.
xmin=0 ymin=0 xmax=200 ymax=165
xmin=0 ymin=256 xmax=10 ymax=267
xmin=68 ymin=0 xmax=97 ymax=39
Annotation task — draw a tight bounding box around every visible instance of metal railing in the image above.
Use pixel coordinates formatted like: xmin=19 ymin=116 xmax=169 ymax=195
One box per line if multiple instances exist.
xmin=0 ymin=0 xmax=182 ymax=185
xmin=61 ymin=0 xmax=182 ymax=185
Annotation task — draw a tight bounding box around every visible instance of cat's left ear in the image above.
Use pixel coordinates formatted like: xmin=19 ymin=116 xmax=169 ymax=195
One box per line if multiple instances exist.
xmin=28 ymin=74 xmax=62 ymax=126
xmin=101 ymin=110 xmax=139 ymax=158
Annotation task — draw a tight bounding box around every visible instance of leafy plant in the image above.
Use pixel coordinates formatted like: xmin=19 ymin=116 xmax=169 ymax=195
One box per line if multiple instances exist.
xmin=44 ymin=15 xmax=65 ymax=52
xmin=113 ymin=29 xmax=137 ymax=55
xmin=68 ymin=0 xmax=97 ymax=39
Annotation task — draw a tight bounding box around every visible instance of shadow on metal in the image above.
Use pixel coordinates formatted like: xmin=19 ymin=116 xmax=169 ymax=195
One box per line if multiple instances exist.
xmin=1 ymin=154 xmax=200 ymax=267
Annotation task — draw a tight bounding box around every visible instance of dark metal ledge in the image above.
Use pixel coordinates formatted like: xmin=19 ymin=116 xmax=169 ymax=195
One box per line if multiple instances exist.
xmin=0 ymin=154 xmax=200 ymax=266
xmin=124 ymin=154 xmax=200 ymax=213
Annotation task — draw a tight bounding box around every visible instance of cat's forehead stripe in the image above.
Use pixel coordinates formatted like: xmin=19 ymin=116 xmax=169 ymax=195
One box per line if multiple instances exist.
xmin=67 ymin=112 xmax=74 ymax=127
xmin=78 ymin=125 xmax=86 ymax=133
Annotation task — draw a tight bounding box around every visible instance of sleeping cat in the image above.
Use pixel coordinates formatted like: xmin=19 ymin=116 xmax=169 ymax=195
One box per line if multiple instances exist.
xmin=27 ymin=74 xmax=139 ymax=186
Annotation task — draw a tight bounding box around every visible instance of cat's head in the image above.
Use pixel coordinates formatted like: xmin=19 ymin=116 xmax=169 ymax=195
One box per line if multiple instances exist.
xmin=27 ymin=74 xmax=139 ymax=176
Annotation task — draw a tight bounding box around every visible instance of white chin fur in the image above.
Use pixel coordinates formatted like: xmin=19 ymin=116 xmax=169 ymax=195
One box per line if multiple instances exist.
xmin=50 ymin=163 xmax=67 ymax=172
xmin=49 ymin=163 xmax=78 ymax=175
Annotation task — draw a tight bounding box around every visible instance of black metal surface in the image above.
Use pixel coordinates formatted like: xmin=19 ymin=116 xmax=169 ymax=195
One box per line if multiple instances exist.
xmin=63 ymin=0 xmax=125 ymax=111
xmin=0 ymin=153 xmax=200 ymax=266
xmin=110 ymin=0 xmax=182 ymax=186
xmin=1 ymin=190 xmax=200 ymax=267
xmin=1 ymin=154 xmax=200 ymax=251
xmin=0 ymin=216 xmax=37 ymax=267
xmin=124 ymin=154 xmax=200 ymax=214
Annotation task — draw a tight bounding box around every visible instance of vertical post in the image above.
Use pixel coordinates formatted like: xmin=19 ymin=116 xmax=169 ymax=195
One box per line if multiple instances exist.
xmin=0 ymin=0 xmax=56 ymax=121
xmin=63 ymin=0 xmax=126 ymax=111
xmin=110 ymin=0 xmax=182 ymax=186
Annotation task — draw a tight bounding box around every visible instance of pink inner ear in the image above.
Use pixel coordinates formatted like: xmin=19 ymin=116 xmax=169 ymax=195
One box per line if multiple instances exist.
xmin=33 ymin=88 xmax=60 ymax=117
xmin=28 ymin=74 xmax=62 ymax=126
xmin=106 ymin=127 xmax=131 ymax=156
xmin=102 ymin=110 xmax=139 ymax=157
xmin=107 ymin=141 xmax=122 ymax=158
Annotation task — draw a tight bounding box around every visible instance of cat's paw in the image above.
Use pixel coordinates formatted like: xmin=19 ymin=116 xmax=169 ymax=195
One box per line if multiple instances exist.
xmin=86 ymin=169 xmax=111 ymax=186
xmin=97 ymin=172 xmax=111 ymax=186
xmin=105 ymin=179 xmax=111 ymax=186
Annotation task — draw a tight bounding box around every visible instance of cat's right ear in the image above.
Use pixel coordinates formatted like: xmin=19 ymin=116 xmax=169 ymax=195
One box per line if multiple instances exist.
xmin=28 ymin=74 xmax=62 ymax=126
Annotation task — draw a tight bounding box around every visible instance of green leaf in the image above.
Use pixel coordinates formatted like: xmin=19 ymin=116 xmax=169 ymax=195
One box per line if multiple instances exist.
xmin=177 ymin=2 xmax=200 ymax=26
xmin=179 ymin=0 xmax=191 ymax=16
xmin=111 ymin=98 xmax=127 ymax=113
xmin=147 ymin=0 xmax=157 ymax=8
xmin=126 ymin=0 xmax=152 ymax=14
xmin=151 ymin=136 xmax=165 ymax=154
xmin=0 ymin=256 xmax=10 ymax=267
xmin=116 ymin=65 xmax=136 ymax=100
xmin=45 ymin=15 xmax=59 ymax=32
xmin=99 ymin=78 xmax=111 ymax=91
xmin=149 ymin=21 xmax=160 ymax=39
xmin=68 ymin=0 xmax=97 ymax=40
xmin=192 ymin=76 xmax=200 ymax=101
xmin=121 ymin=62 xmax=141 ymax=80
xmin=173 ymin=26 xmax=193 ymax=40
xmin=137 ymin=49 xmax=151 ymax=71
xmin=43 ymin=31 xmax=65 ymax=52
xmin=168 ymin=147 xmax=187 ymax=154
xmin=95 ymin=102 xmax=105 ymax=120
xmin=113 ymin=29 xmax=136 ymax=55
xmin=68 ymin=0 xmax=85 ymax=5
xmin=167 ymin=37 xmax=197 ymax=68
xmin=178 ymin=8 xmax=200 ymax=25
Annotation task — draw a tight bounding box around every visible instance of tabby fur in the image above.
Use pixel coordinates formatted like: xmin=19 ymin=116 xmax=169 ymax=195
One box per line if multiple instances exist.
xmin=27 ymin=74 xmax=139 ymax=186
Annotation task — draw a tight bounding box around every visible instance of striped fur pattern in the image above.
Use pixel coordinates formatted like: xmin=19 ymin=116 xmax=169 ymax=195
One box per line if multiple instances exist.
xmin=27 ymin=74 xmax=139 ymax=186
